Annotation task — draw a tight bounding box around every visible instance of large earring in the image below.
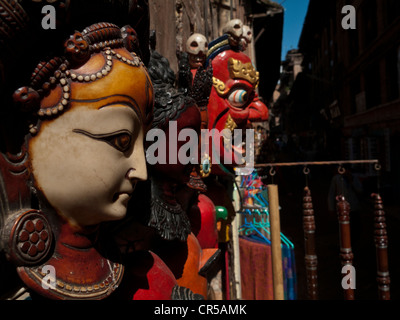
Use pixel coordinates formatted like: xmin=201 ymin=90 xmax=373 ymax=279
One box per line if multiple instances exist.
xmin=199 ymin=153 xmax=211 ymax=178
xmin=2 ymin=210 xmax=53 ymax=267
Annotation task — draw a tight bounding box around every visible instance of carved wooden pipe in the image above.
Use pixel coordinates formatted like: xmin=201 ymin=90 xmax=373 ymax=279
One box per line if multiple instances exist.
xmin=336 ymin=195 xmax=355 ymax=300
xmin=303 ymin=186 xmax=318 ymax=300
xmin=372 ymin=193 xmax=390 ymax=300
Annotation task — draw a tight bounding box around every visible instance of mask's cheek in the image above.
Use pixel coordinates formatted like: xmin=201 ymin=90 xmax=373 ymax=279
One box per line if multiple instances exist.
xmin=29 ymin=124 xmax=126 ymax=226
xmin=225 ymin=106 xmax=250 ymax=128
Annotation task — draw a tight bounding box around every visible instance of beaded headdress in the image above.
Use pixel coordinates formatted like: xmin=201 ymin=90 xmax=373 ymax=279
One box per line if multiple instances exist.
xmin=12 ymin=22 xmax=153 ymax=136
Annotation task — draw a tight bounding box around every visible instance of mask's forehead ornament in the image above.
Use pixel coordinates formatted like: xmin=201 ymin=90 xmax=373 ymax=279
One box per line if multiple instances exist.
xmin=13 ymin=22 xmax=153 ymax=135
xmin=228 ymin=58 xmax=259 ymax=87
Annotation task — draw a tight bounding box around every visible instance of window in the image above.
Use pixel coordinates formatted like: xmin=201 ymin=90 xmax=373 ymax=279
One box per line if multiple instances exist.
xmin=385 ymin=46 xmax=400 ymax=102
xmin=386 ymin=0 xmax=400 ymax=27
xmin=361 ymin=1 xmax=377 ymax=49
xmin=350 ymin=77 xmax=361 ymax=114
xmin=348 ymin=29 xmax=359 ymax=61
xmin=364 ymin=62 xmax=381 ymax=109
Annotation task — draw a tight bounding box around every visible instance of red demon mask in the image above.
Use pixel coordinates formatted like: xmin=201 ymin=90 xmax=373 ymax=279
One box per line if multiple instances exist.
xmin=203 ymin=45 xmax=269 ymax=175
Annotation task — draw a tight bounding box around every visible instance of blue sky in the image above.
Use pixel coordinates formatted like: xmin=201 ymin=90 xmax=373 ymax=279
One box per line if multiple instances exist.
xmin=280 ymin=0 xmax=310 ymax=60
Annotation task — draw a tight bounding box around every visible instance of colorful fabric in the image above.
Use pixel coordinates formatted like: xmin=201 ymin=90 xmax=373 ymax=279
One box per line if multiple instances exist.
xmin=239 ymin=235 xmax=297 ymax=300
xmin=239 ymin=235 xmax=274 ymax=300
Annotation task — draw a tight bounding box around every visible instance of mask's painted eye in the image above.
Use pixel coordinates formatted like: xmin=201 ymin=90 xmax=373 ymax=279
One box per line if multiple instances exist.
xmin=109 ymin=133 xmax=132 ymax=152
xmin=73 ymin=129 xmax=133 ymax=153
xmin=228 ymin=89 xmax=249 ymax=108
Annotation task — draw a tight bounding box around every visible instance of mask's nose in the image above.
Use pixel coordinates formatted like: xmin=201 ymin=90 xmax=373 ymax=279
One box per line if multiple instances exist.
xmin=248 ymin=93 xmax=269 ymax=122
xmin=127 ymin=142 xmax=148 ymax=182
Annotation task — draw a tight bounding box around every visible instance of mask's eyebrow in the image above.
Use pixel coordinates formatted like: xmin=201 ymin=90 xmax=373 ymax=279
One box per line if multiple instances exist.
xmin=72 ymin=129 xmax=133 ymax=138
xmin=70 ymin=94 xmax=143 ymax=121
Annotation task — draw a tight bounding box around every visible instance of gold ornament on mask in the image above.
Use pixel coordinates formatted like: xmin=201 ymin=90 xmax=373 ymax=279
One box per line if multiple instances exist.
xmin=224 ymin=114 xmax=238 ymax=132
xmin=212 ymin=77 xmax=229 ymax=96
xmin=228 ymin=58 xmax=259 ymax=87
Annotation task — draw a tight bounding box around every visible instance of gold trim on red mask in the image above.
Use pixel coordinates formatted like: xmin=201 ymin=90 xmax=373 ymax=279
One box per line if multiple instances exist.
xmin=228 ymin=58 xmax=259 ymax=87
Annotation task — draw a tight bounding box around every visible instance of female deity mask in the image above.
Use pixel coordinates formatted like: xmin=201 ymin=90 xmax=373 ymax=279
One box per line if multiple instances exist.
xmin=23 ymin=22 xmax=153 ymax=228
xmin=0 ymin=20 xmax=154 ymax=300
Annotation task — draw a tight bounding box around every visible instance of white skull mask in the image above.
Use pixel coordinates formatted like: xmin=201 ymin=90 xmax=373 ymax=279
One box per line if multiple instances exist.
xmin=186 ymin=33 xmax=208 ymax=68
xmin=242 ymin=25 xmax=252 ymax=44
xmin=223 ymin=19 xmax=243 ymax=39
xmin=186 ymin=33 xmax=208 ymax=56
xmin=240 ymin=25 xmax=252 ymax=51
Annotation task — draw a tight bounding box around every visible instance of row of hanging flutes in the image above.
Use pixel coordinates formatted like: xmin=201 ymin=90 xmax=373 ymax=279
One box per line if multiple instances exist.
xmin=302 ymin=188 xmax=391 ymax=300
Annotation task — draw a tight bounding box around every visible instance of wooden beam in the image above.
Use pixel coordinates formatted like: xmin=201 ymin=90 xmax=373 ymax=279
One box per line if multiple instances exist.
xmin=268 ymin=184 xmax=284 ymax=300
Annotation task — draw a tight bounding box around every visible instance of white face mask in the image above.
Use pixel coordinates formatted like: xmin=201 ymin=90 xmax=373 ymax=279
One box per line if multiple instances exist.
xmin=186 ymin=33 xmax=208 ymax=69
xmin=29 ymin=59 xmax=149 ymax=228
xmin=242 ymin=25 xmax=252 ymax=44
xmin=223 ymin=19 xmax=243 ymax=39
xmin=30 ymin=104 xmax=147 ymax=227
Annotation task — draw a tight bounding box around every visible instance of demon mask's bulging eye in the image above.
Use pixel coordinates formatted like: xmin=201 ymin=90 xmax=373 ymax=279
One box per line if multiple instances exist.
xmin=228 ymin=89 xmax=249 ymax=108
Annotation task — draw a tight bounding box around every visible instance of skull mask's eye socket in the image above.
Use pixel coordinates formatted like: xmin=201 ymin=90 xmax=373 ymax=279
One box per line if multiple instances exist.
xmin=228 ymin=89 xmax=249 ymax=108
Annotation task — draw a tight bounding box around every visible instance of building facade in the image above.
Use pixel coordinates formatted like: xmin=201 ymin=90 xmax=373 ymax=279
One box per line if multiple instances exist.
xmin=292 ymin=0 xmax=400 ymax=200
